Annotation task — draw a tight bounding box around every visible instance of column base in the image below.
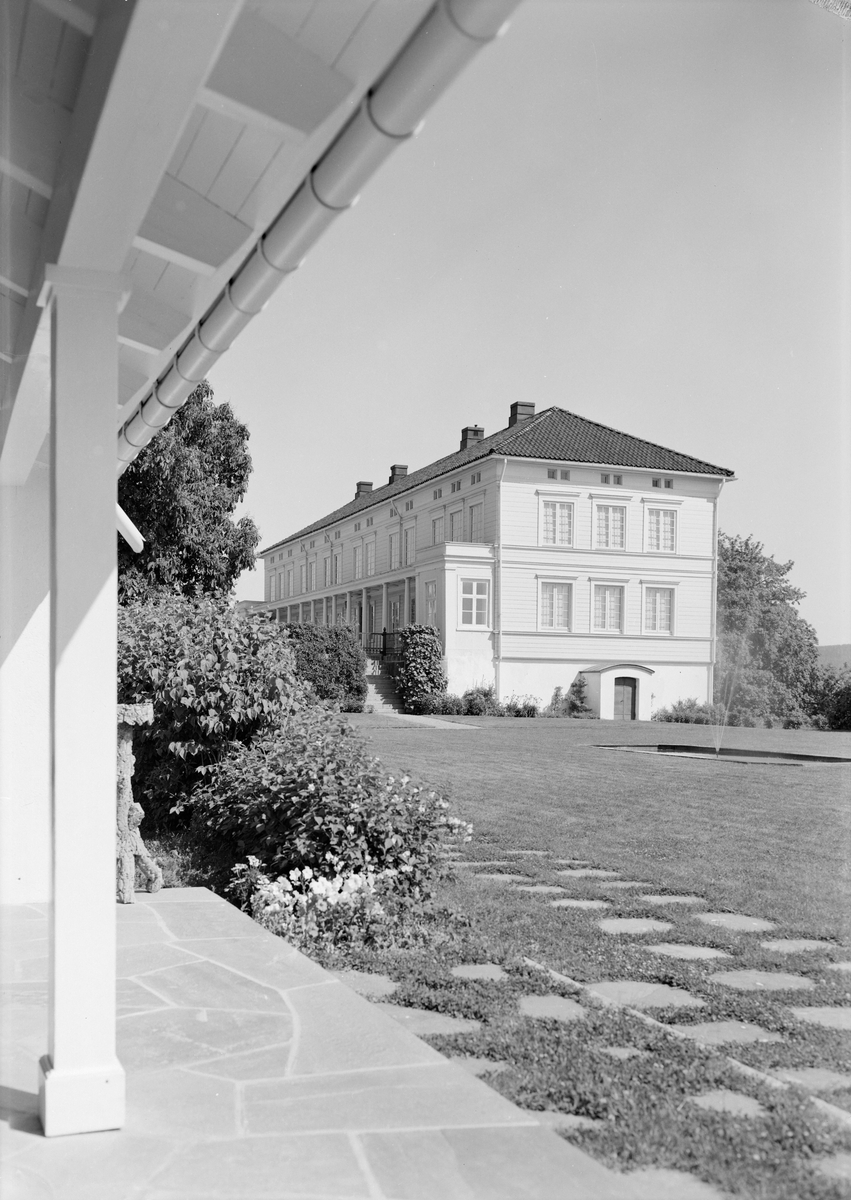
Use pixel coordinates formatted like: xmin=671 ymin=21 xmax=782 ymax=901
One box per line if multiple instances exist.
xmin=38 ymin=1054 xmax=125 ymax=1136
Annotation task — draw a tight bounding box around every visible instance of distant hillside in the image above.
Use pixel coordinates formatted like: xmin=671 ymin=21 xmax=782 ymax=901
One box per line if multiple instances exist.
xmin=819 ymin=645 xmax=851 ymax=671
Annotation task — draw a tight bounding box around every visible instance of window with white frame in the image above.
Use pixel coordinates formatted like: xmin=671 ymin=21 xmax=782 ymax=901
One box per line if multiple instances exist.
xmin=286 ymin=568 xmax=294 ymax=597
xmin=425 ymin=580 xmax=437 ymax=626
xmin=469 ymin=502 xmax=483 ymax=542
xmin=432 ymin=515 xmax=444 ymax=545
xmin=265 ymin=574 xmax=272 ymax=602
xmin=449 ymin=509 xmax=463 ymax=542
xmin=403 ymin=527 xmax=415 ymax=566
xmin=542 ymin=500 xmax=573 ymax=546
xmin=300 ymin=563 xmax=307 ymax=593
xmin=323 ymin=558 xmax=330 ymax=588
xmin=353 ymin=544 xmax=362 ymax=580
xmin=278 ymin=573 xmax=285 ymax=600
xmin=593 ymin=584 xmax=624 ymax=632
xmin=332 ymin=551 xmax=341 ymax=585
xmin=471 ymin=471 xmax=481 ymax=484
xmin=365 ymin=541 xmax=375 ymax=577
xmin=645 ymin=586 xmax=674 ymax=633
xmin=389 ymin=531 xmax=399 ymax=570
xmin=460 ymin=579 xmax=489 ymax=626
xmin=596 ymin=504 xmax=626 ymax=549
xmin=308 ymin=561 xmax=316 ymax=592
xmin=540 ymin=581 xmax=572 ymax=630
xmin=647 ymin=507 xmax=677 ymax=552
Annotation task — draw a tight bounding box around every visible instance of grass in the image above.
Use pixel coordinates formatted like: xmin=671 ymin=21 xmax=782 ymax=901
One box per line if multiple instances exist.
xmin=331 ymin=715 xmax=851 ymax=1198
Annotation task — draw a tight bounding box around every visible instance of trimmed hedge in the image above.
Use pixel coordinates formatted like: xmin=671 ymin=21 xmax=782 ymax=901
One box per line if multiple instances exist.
xmin=118 ymin=595 xmax=305 ymax=826
xmin=282 ymin=623 xmax=367 ymax=712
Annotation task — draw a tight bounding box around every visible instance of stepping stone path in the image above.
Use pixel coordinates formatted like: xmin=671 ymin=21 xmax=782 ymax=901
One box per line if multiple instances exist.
xmin=792 ymin=1006 xmax=851 ymax=1031
xmin=586 ymin=980 xmax=704 ymax=1010
xmin=709 ymin=969 xmax=814 ymax=992
xmin=646 ymin=944 xmax=729 ymax=961
xmin=641 ymin=895 xmax=705 ymax=906
xmin=668 ymin=1020 xmax=783 ymax=1045
xmin=814 ymin=1152 xmax=851 ymax=1181
xmin=519 ymin=994 xmax=585 ymax=1022
xmin=450 ymin=963 xmax=507 ymax=982
xmin=528 ymin=1110 xmax=602 ymax=1130
xmin=373 ymin=1003 xmax=481 ymax=1035
xmin=515 ymin=884 xmax=565 ymax=895
xmin=599 ymin=917 xmax=672 ymax=935
xmin=776 ymin=1067 xmax=851 ymax=1093
xmin=331 ymin=969 xmax=397 ymax=998
xmin=506 ymin=850 xmax=549 ymax=856
xmin=691 ymin=1089 xmax=767 ymax=1118
xmin=760 ymin=938 xmax=834 ymax=953
xmin=557 ymin=868 xmax=619 ymax=878
xmin=451 ymin=1055 xmax=508 ymax=1077
xmin=695 ymin=912 xmax=774 ymax=933
xmin=454 ymin=860 xmax=510 ymax=868
xmin=554 ymin=859 xmax=590 ymax=866
xmin=550 ymin=898 xmax=609 ymax=910
xmin=600 ymin=1046 xmax=649 ymax=1060
xmin=827 ymin=962 xmax=851 ymax=973
xmin=474 ymin=873 xmax=529 ymax=883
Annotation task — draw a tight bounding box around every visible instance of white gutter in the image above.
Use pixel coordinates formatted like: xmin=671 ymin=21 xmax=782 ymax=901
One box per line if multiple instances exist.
xmin=116 ymin=503 xmax=144 ymax=553
xmin=117 ymin=0 xmax=521 ymax=475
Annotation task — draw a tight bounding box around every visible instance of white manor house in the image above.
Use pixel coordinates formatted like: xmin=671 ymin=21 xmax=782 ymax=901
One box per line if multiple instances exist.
xmin=259 ymin=403 xmax=734 ymax=720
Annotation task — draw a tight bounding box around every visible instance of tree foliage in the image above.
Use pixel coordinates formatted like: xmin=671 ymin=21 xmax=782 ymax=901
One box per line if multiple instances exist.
xmin=118 ymin=381 xmax=259 ymax=602
xmin=282 ymin=623 xmax=368 ymax=712
xmin=715 ymin=533 xmax=824 ymax=727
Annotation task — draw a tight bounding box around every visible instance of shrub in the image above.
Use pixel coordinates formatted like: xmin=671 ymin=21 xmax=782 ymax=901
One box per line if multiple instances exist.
xmin=567 ymin=673 xmax=595 ymax=717
xmin=394 ymin=625 xmax=447 ymax=713
xmin=190 ymin=708 xmax=471 ymax=896
xmin=652 ymin=698 xmax=724 ymax=725
xmin=461 ymin=685 xmax=504 ymax=716
xmin=826 ymin=678 xmax=851 ymax=731
xmin=504 ymin=694 xmax=540 ymax=717
xmin=282 ymin=623 xmax=367 ymax=711
xmin=118 ymin=594 xmax=305 ymax=826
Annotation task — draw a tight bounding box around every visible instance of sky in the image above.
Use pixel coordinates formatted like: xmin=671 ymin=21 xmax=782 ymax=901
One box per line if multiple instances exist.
xmin=209 ymin=0 xmax=850 ymax=646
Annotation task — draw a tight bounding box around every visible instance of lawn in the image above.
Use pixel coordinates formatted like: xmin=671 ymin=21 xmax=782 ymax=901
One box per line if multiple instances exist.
xmin=329 ymin=715 xmax=851 ymax=1199
xmin=347 ymin=716 xmax=851 ymax=941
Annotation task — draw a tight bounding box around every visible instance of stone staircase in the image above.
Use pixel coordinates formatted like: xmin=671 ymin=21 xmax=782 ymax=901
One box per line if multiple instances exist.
xmin=365 ymin=672 xmax=404 ymax=714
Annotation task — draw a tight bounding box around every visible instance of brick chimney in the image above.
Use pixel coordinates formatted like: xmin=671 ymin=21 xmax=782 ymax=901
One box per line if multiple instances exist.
xmin=459 ymin=425 xmax=484 ymax=450
xmin=508 ymin=401 xmax=535 ymax=427
xmin=355 ymin=481 xmax=373 ymax=498
xmin=388 ymin=464 xmax=408 ymax=484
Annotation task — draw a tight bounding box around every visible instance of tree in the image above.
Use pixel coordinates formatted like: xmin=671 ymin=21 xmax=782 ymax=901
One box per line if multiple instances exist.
xmin=118 ymin=381 xmax=259 ymax=601
xmin=715 ymin=533 xmax=821 ymax=726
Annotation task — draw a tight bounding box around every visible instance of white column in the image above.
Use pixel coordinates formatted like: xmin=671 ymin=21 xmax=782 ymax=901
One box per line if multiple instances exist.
xmin=331 ymin=595 xmax=337 ymax=626
xmin=361 ymin=588 xmax=368 ymax=646
xmin=403 ymin=577 xmax=411 ymax=627
xmin=381 ymin=581 xmax=388 ymax=632
xmin=38 ymin=267 xmax=128 ymax=1136
xmin=345 ymin=591 xmax=352 ymax=629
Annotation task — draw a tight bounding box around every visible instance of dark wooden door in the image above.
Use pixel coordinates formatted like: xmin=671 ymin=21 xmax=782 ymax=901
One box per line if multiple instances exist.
xmin=614 ymin=677 xmax=636 ymax=720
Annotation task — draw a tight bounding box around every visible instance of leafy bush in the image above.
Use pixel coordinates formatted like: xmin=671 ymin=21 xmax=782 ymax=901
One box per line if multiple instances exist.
xmin=826 ymin=677 xmax=851 ymax=731
xmin=190 ymin=708 xmax=471 ymax=895
xmin=118 ymin=594 xmax=305 ymax=826
xmin=567 ymin=673 xmax=595 ymax=717
xmin=282 ymin=623 xmax=367 ymax=712
xmin=504 ymin=694 xmax=540 ymax=717
xmin=652 ymin=698 xmax=725 ymax=725
xmin=394 ymin=625 xmax=447 ymax=713
xmin=462 ymin=685 xmax=504 ymax=716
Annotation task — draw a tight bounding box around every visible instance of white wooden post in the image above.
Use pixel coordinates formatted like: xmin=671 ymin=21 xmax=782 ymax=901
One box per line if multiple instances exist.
xmin=381 ymin=582 xmax=388 ymax=634
xmin=361 ymin=588 xmax=368 ymax=646
xmin=403 ymin=577 xmax=411 ymax=627
xmin=345 ymin=591 xmax=351 ymax=629
xmin=38 ymin=267 xmax=128 ymax=1136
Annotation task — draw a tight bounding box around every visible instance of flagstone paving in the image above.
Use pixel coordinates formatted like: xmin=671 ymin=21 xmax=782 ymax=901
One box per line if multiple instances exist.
xmin=374 ymin=1003 xmax=482 ymax=1035
xmin=330 ymin=969 xmax=398 ymax=997
xmin=599 ymin=917 xmax=673 ymax=935
xmin=550 ymin=898 xmax=609 ymax=910
xmin=585 ymin=981 xmax=705 ymax=1010
xmin=694 ymin=913 xmax=774 ymax=933
xmin=518 ymin=994 xmax=586 ymax=1022
xmin=776 ymin=1067 xmax=851 ymax=1092
xmin=529 ymin=1110 xmax=603 ymax=1131
xmin=7 ymin=890 xmax=676 ymax=1200
xmin=760 ymin=938 xmax=835 ymax=953
xmin=709 ymin=969 xmax=815 ymax=992
xmin=645 ymin=944 xmax=730 ymax=961
xmin=450 ymin=963 xmax=507 ymax=981
xmin=451 ymin=1055 xmax=509 ymax=1077
xmin=791 ymin=1007 xmax=851 ymax=1031
xmin=615 ymin=1167 xmax=730 ymax=1199
xmin=667 ymin=1020 xmax=784 ymax=1045
xmin=691 ymin=1090 xmax=767 ymax=1118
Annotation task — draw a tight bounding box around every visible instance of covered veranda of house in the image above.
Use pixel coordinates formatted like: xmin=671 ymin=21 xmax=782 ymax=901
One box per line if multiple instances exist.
xmin=1 ymin=0 xmax=531 ymax=1153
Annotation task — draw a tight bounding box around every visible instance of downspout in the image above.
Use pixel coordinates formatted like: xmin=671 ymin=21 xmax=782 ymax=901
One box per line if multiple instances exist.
xmin=709 ymin=482 xmax=722 ymax=705
xmin=116 ymin=0 xmax=521 ymax=474
xmin=494 ymin=456 xmax=508 ymax=700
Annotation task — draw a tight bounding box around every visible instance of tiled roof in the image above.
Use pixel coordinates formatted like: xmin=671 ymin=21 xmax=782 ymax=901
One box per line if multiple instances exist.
xmin=260 ymin=406 xmax=734 ymax=553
